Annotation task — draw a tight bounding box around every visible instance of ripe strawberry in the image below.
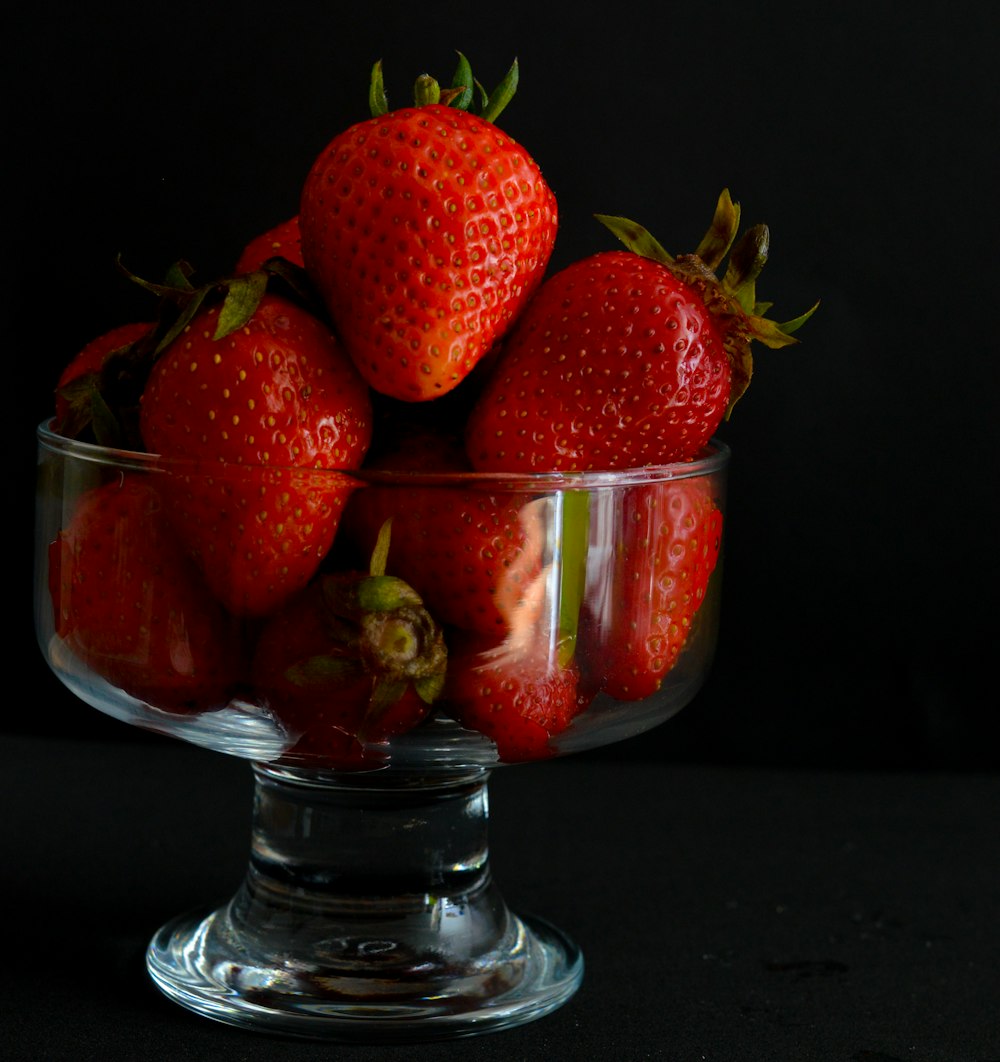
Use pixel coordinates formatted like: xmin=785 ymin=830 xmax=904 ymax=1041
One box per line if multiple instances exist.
xmin=48 ymin=475 xmax=243 ymax=712
xmin=234 ymin=215 xmax=303 ymax=272
xmin=250 ymin=523 xmax=447 ymax=768
xmin=54 ymin=321 xmax=154 ymax=445
xmin=341 ymin=427 xmax=545 ymax=635
xmin=442 ymin=630 xmax=584 ymax=762
xmin=139 ymin=290 xmax=373 ymax=616
xmin=581 ymin=478 xmax=723 ymax=700
xmin=299 ymin=57 xmax=558 ymax=402
xmin=466 ymin=190 xmax=817 ymax=471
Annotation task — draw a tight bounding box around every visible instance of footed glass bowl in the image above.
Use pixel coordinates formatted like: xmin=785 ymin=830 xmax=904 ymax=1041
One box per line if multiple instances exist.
xmin=34 ymin=420 xmax=728 ymax=1041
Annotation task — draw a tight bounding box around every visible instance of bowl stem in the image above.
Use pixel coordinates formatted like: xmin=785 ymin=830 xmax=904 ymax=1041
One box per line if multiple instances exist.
xmin=146 ymin=763 xmax=582 ymax=1041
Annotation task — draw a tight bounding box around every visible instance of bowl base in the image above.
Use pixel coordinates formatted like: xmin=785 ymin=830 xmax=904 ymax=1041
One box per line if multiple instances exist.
xmin=146 ymin=904 xmax=583 ymax=1042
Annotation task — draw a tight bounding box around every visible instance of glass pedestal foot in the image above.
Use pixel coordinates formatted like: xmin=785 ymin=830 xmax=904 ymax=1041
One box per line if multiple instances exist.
xmin=145 ymin=763 xmax=583 ymax=1041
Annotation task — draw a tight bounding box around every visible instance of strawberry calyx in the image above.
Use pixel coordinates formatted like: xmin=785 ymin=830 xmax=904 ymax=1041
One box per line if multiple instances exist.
xmin=595 ymin=189 xmax=819 ymax=415
xmin=59 ymin=255 xmax=331 ymax=449
xmin=296 ymin=521 xmax=448 ymax=736
xmin=368 ymin=51 xmax=519 ymax=123
xmin=55 ymin=332 xmax=151 ymax=447
xmin=118 ymin=252 xmax=326 ymax=348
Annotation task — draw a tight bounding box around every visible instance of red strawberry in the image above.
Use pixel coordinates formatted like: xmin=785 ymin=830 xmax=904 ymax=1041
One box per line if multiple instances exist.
xmin=139 ymin=291 xmax=373 ymax=617
xmin=466 ymin=190 xmax=817 ymax=471
xmin=234 ymin=215 xmax=303 ymax=272
xmin=48 ymin=475 xmax=243 ymax=712
xmin=250 ymin=524 xmax=447 ymax=768
xmin=299 ymin=58 xmax=558 ymax=402
xmin=442 ymin=630 xmax=584 ymax=762
xmin=341 ymin=427 xmax=545 ymax=635
xmin=582 ymin=478 xmax=723 ymax=700
xmin=54 ymin=321 xmax=154 ymax=445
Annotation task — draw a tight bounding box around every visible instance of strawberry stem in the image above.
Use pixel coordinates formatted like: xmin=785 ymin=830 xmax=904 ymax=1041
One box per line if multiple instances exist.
xmin=414 ymin=74 xmax=440 ymax=107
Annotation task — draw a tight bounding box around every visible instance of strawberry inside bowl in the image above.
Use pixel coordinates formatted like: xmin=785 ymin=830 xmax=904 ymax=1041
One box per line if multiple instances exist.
xmin=36 ymin=420 xmax=728 ymax=771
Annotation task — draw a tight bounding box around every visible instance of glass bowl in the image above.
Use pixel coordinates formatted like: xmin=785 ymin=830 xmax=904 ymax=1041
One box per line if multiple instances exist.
xmin=34 ymin=419 xmax=728 ymax=1041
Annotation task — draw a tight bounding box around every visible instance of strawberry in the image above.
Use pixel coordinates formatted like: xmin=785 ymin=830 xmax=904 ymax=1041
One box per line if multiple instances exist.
xmin=250 ymin=522 xmax=447 ymax=768
xmin=442 ymin=630 xmax=584 ymax=762
xmin=54 ymin=321 xmax=154 ymax=445
xmin=139 ymin=290 xmax=373 ymax=617
xmin=48 ymin=475 xmax=243 ymax=712
xmin=581 ymin=478 xmax=723 ymax=700
xmin=234 ymin=215 xmax=303 ymax=272
xmin=341 ymin=427 xmax=545 ymax=635
xmin=299 ymin=56 xmax=558 ymax=402
xmin=466 ymin=190 xmax=817 ymax=471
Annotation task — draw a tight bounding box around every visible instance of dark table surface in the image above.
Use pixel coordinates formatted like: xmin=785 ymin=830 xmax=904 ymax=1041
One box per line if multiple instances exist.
xmin=4 ymin=730 xmax=998 ymax=1062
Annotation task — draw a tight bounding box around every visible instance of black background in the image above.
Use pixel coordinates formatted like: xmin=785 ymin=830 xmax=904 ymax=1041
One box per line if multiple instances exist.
xmin=8 ymin=0 xmax=999 ymax=770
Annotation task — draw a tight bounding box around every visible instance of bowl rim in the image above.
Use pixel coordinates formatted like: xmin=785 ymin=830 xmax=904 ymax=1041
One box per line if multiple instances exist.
xmin=36 ymin=418 xmax=730 ymax=489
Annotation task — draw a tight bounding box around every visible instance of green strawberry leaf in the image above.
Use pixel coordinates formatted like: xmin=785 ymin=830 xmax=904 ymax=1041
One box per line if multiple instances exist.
xmin=213 ymin=271 xmax=268 ymax=341
xmin=369 ymin=59 xmax=389 ymax=116
xmin=594 ymin=214 xmax=675 ymax=266
xmin=162 ymin=259 xmax=198 ymax=291
xmin=117 ymin=255 xmax=195 ymax=300
xmin=480 ymin=58 xmax=519 ymax=123
xmin=449 ymin=51 xmax=474 ymax=110
xmin=414 ymin=670 xmax=446 ymax=705
xmin=748 ymin=301 xmax=821 ymax=347
xmin=366 ymin=676 xmax=410 ymax=719
xmin=777 ymin=301 xmax=821 ymax=336
xmin=368 ymin=518 xmax=392 ymax=578
xmin=367 ymin=54 xmax=519 ymax=122
xmin=694 ymin=188 xmax=741 ymax=271
xmin=357 ymin=575 xmax=422 ymax=613
xmin=153 ymin=285 xmax=211 ymax=354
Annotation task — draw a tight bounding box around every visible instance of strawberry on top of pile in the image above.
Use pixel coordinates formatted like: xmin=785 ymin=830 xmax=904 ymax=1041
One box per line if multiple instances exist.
xmin=48 ymin=55 xmax=816 ymax=766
